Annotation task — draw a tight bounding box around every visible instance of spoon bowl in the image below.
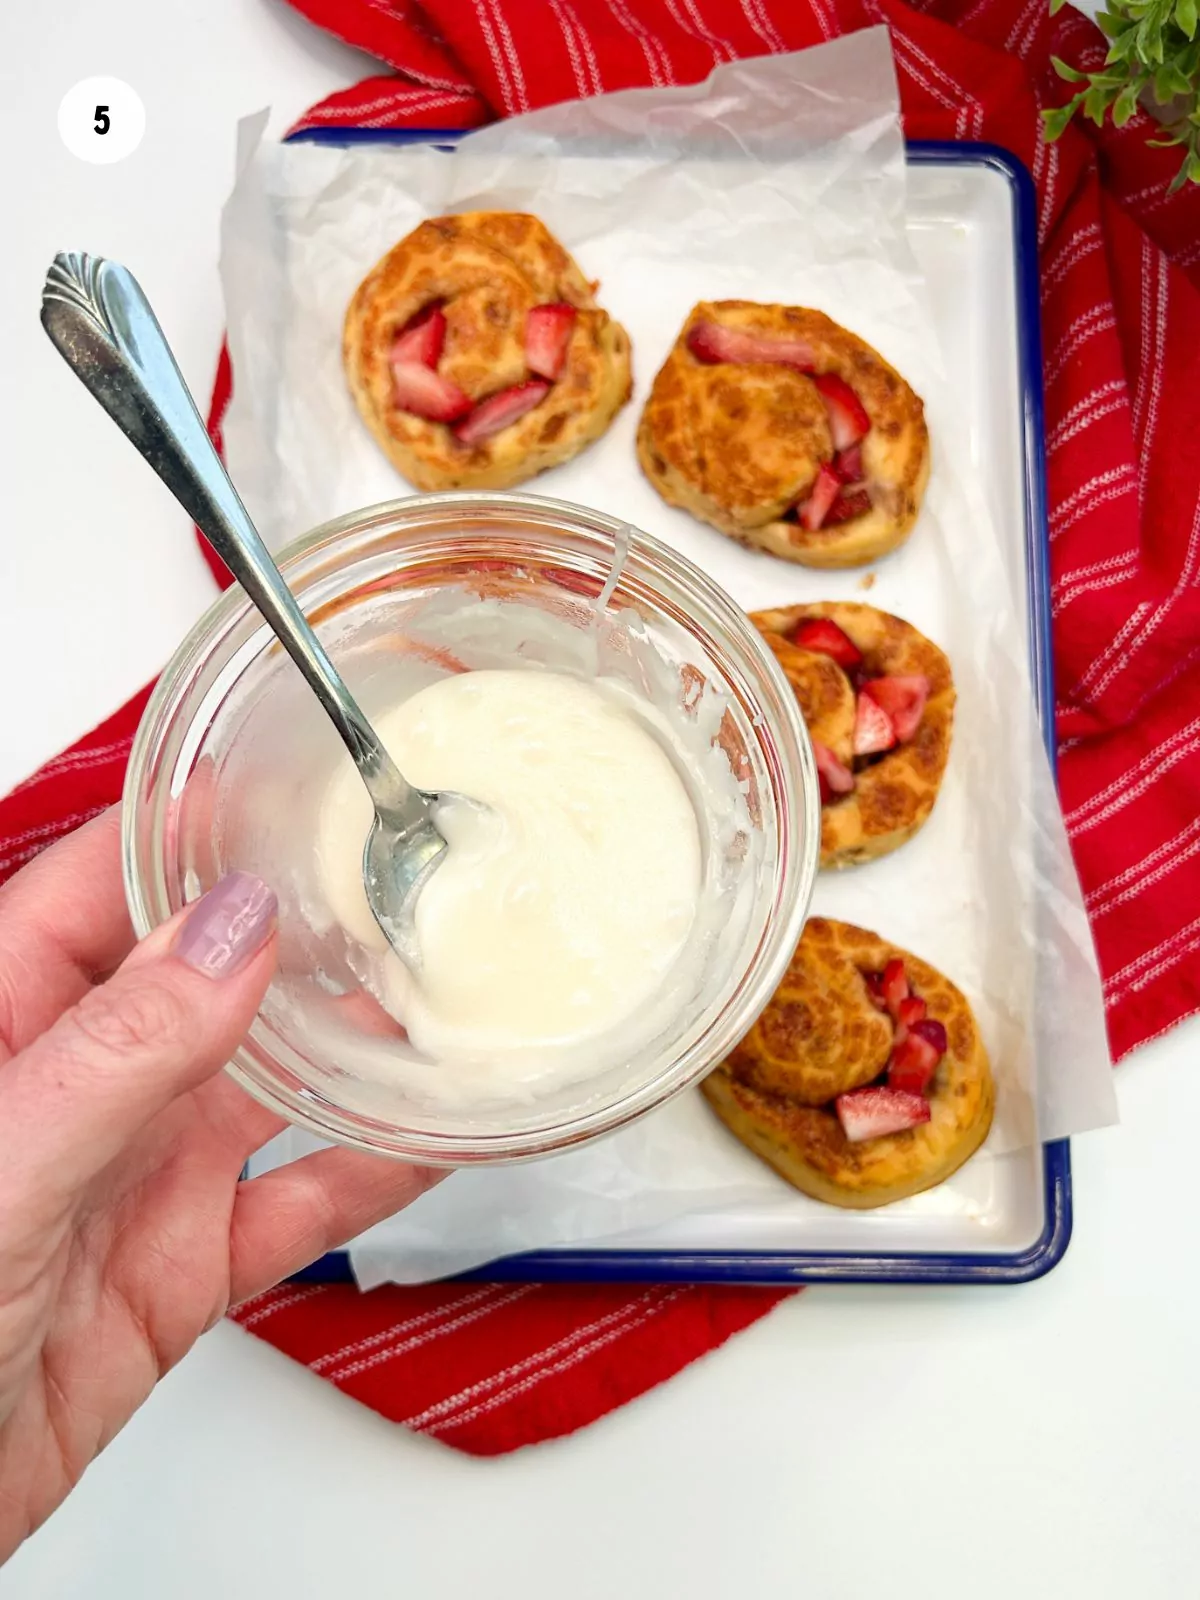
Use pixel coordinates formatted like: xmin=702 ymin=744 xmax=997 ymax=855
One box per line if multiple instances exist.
xmin=362 ymin=796 xmax=447 ymax=965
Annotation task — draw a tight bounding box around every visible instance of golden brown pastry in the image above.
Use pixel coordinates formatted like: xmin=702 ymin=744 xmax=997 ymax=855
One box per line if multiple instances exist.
xmin=702 ymin=917 xmax=994 ymax=1209
xmin=637 ymin=302 xmax=929 ymax=567
xmin=752 ymin=601 xmax=954 ymax=868
xmin=344 ymin=212 xmax=632 ymax=491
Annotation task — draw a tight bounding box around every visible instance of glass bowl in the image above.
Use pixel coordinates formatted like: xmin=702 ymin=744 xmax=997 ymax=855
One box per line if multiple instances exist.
xmin=123 ymin=492 xmax=819 ymax=1163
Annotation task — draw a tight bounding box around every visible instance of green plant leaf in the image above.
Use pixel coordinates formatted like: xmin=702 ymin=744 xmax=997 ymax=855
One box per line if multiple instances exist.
xmin=1114 ymin=81 xmax=1142 ymax=123
xmin=1051 ymin=0 xmax=1200 ymax=161
xmin=1049 ymin=0 xmax=1068 ymax=14
xmin=1137 ymin=12 xmax=1165 ymax=62
xmin=1108 ymin=26 xmax=1144 ymax=59
xmin=1153 ymin=61 xmax=1191 ymax=99
xmin=1042 ymin=103 xmax=1079 ymax=140
xmin=1084 ymin=84 xmax=1111 ymax=123
xmin=1051 ymin=53 xmax=1089 ymax=81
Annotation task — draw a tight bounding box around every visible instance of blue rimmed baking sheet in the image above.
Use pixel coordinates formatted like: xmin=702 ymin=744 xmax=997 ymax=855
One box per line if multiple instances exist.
xmin=276 ymin=134 xmax=1069 ymax=1286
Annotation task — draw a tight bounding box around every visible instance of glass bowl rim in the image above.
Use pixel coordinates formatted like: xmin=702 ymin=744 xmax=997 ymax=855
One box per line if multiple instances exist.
xmin=122 ymin=489 xmax=821 ymax=1162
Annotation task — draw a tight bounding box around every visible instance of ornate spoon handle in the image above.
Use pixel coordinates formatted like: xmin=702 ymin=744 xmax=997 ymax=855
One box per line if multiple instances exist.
xmin=41 ymin=252 xmax=412 ymax=809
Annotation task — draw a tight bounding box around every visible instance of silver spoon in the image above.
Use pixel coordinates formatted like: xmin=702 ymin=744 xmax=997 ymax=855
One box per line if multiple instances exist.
xmin=41 ymin=251 xmax=450 ymax=963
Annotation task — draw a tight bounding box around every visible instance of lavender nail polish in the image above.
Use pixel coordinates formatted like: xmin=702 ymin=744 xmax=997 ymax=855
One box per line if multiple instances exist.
xmin=175 ymin=872 xmax=277 ymax=979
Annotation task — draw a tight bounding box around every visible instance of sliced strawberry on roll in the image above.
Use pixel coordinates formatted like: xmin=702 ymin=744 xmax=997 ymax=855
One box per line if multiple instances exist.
xmin=897 ymin=995 xmax=927 ymax=1029
xmin=881 ymin=958 xmax=910 ymax=1019
xmin=812 ymin=740 xmax=855 ymax=806
xmin=824 ymin=489 xmax=872 ymax=526
xmin=525 ymin=303 xmax=576 ymax=381
xmin=686 ymin=321 xmax=815 ymax=370
xmin=887 ymin=1032 xmax=942 ymax=1096
xmin=893 ymin=993 xmax=927 ymax=1045
xmin=797 ymin=463 xmax=844 ymax=531
xmin=853 ymin=692 xmax=897 ymax=756
xmin=836 ymin=1085 xmax=931 ymax=1142
xmin=910 ymin=1017 xmax=948 ymax=1056
xmin=812 ymin=373 xmax=871 ymax=451
xmin=454 ymin=381 xmax=551 ymax=444
xmin=833 ymin=442 xmax=864 ymax=484
xmin=864 ymin=971 xmax=888 ymax=1011
xmin=391 ymin=303 xmax=447 ymax=369
xmin=392 ymin=362 xmax=472 ymax=423
xmin=896 ymin=992 xmax=934 ymax=1043
xmin=862 ymin=675 xmax=930 ymax=742
xmin=792 ymin=617 xmax=863 ymax=669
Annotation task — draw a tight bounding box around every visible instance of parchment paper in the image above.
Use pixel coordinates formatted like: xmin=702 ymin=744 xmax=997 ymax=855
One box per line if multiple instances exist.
xmin=223 ymin=29 xmax=1117 ymax=1285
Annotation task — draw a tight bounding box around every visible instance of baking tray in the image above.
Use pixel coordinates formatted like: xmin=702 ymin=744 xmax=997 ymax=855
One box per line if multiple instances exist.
xmin=273 ymin=133 xmax=1069 ymax=1286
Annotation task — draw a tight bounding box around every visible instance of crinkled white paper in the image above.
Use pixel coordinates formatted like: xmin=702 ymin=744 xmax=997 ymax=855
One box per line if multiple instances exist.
xmin=224 ymin=29 xmax=1117 ymax=1285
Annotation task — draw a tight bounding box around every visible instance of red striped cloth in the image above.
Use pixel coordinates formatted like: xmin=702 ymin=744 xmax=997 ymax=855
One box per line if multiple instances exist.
xmin=6 ymin=0 xmax=1200 ymax=1454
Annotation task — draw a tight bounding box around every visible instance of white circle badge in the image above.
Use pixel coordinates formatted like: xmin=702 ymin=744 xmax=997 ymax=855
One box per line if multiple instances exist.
xmin=58 ymin=78 xmax=146 ymax=165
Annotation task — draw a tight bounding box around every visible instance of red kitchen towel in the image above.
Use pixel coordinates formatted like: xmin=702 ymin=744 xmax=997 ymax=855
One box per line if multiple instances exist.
xmin=7 ymin=0 xmax=1200 ymax=1455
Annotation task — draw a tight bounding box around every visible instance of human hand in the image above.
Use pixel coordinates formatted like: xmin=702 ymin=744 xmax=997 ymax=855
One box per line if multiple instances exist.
xmin=0 ymin=808 xmax=437 ymax=1559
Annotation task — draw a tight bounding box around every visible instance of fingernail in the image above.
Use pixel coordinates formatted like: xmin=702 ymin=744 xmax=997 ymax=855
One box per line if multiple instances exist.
xmin=175 ymin=872 xmax=277 ymax=979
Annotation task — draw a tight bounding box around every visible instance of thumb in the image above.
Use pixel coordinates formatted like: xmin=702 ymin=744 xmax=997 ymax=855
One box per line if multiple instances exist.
xmin=0 ymin=872 xmax=277 ymax=1223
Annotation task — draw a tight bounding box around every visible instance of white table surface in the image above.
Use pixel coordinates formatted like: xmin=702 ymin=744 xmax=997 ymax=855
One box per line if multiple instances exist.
xmin=4 ymin=2 xmax=1198 ymax=1595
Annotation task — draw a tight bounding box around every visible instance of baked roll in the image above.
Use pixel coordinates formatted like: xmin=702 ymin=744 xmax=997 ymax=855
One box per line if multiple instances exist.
xmin=345 ymin=212 xmax=632 ymax=491
xmin=752 ymin=601 xmax=954 ymax=868
xmin=637 ymin=302 xmax=929 ymax=567
xmin=702 ymin=917 xmax=994 ymax=1209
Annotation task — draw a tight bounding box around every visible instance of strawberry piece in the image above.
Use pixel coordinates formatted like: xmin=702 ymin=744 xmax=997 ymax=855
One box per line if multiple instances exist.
xmin=390 ymin=303 xmax=446 ymax=369
xmin=812 ymin=740 xmax=855 ymax=806
xmin=862 ymin=675 xmax=931 ymax=743
xmin=454 ymin=381 xmax=550 ymax=445
xmin=797 ymin=463 xmax=843 ymax=531
xmin=897 ymin=995 xmax=927 ymax=1029
xmin=686 ymin=320 xmax=815 ymax=370
xmin=525 ymin=302 xmax=576 ymax=381
xmin=825 ymin=490 xmax=872 ymax=526
xmin=864 ymin=971 xmax=888 ymax=1010
xmin=792 ymin=617 xmax=863 ymax=669
xmin=892 ymin=993 xmax=927 ymax=1045
xmin=833 ymin=443 xmax=864 ymax=484
xmin=881 ymin=958 xmax=909 ymax=1020
xmin=392 ymin=362 xmax=472 ymax=423
xmin=887 ymin=1033 xmax=941 ymax=1096
xmin=813 ymin=372 xmax=871 ymax=450
xmin=836 ymin=1085 xmax=931 ymax=1142
xmin=910 ymin=1017 xmax=948 ymax=1056
xmin=853 ymin=691 xmax=897 ymax=756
